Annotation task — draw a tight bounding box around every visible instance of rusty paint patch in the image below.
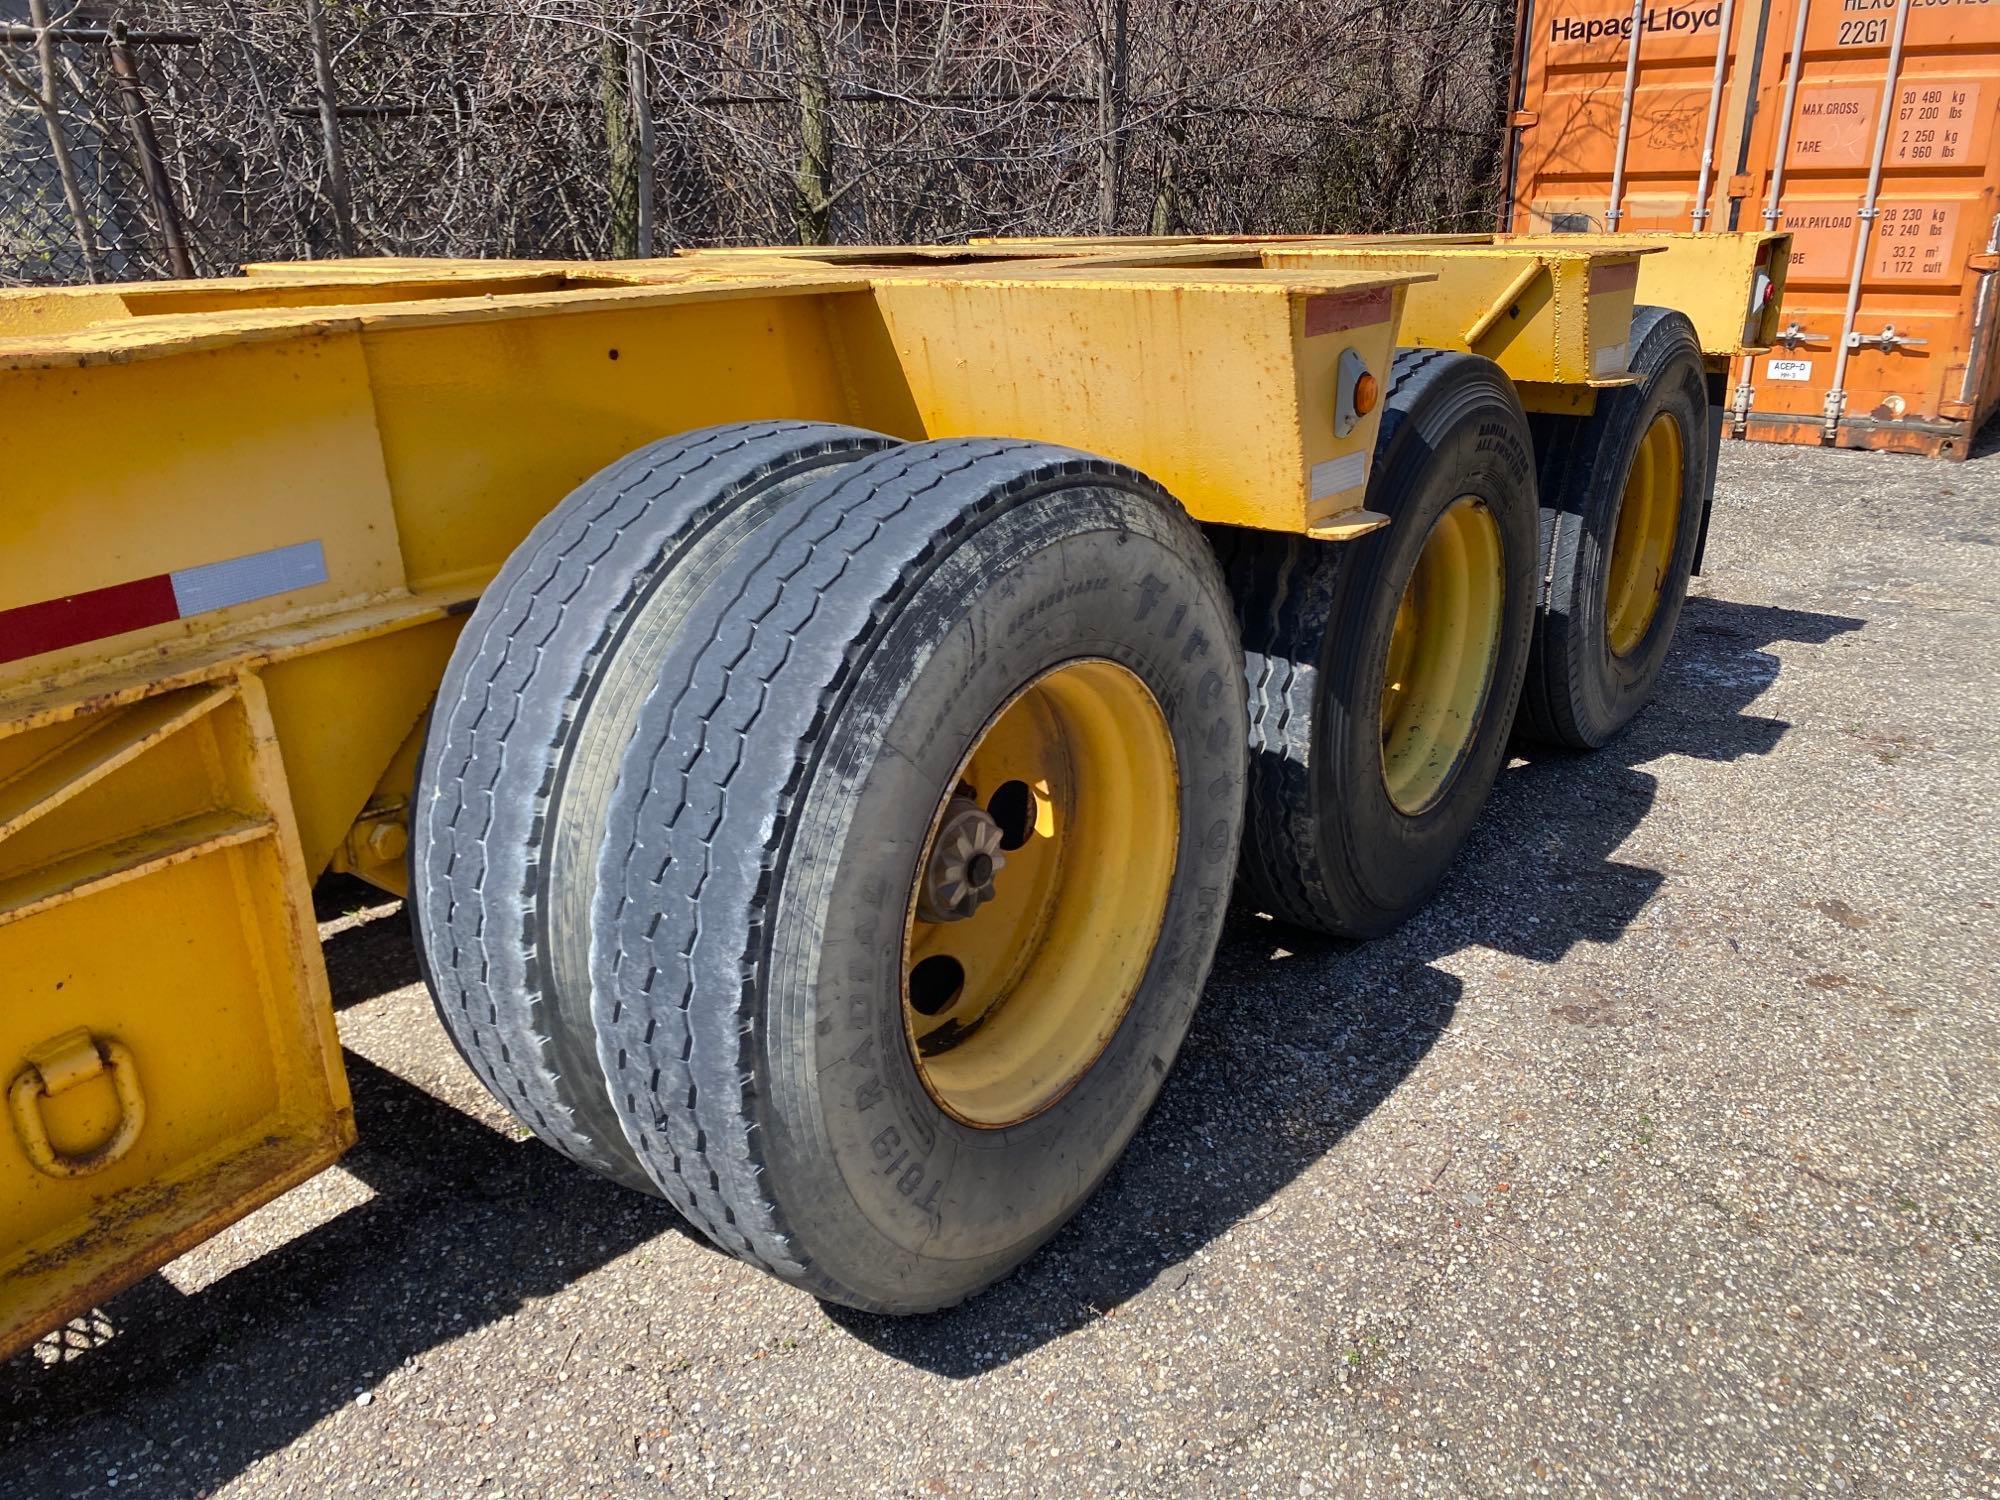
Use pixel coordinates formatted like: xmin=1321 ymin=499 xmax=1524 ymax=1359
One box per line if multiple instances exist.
xmin=2 ymin=1123 xmax=350 ymax=1363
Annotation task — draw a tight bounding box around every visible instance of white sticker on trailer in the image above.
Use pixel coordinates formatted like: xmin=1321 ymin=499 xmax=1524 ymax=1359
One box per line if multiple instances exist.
xmin=1766 ymin=359 xmax=1814 ymax=383
xmin=1309 ymin=450 xmax=1369 ymax=502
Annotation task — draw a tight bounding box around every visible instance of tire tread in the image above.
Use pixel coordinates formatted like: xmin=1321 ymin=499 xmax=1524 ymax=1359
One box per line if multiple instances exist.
xmin=414 ymin=421 xmax=889 ymax=1191
xmin=592 ymin=439 xmax=1230 ymax=1305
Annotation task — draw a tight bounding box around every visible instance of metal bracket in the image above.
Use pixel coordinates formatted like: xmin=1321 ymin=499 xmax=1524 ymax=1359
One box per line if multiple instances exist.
xmin=1333 ymin=346 xmax=1371 ymax=438
xmin=1846 ymin=324 xmax=1927 ymax=353
xmin=1772 ymin=321 xmax=1828 ymax=351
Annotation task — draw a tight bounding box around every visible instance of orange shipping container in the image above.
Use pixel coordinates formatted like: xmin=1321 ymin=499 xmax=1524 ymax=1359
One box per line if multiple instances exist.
xmin=1506 ymin=0 xmax=2000 ymax=457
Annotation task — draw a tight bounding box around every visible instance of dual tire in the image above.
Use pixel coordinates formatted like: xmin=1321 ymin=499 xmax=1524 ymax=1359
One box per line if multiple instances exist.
xmin=1227 ymin=313 xmax=1709 ymax=940
xmin=1227 ymin=350 xmax=1540 ymax=938
xmin=414 ymin=312 xmax=1708 ymax=1304
xmin=411 ymin=422 xmax=895 ymax=1194
xmin=1522 ymin=305 xmax=1710 ymax=749
xmin=414 ymin=425 xmax=1245 ymax=1311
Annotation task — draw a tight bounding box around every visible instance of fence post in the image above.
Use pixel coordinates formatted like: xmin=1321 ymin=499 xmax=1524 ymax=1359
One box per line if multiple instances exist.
xmin=107 ymin=23 xmax=195 ymax=278
xmin=603 ymin=26 xmax=638 ymax=255
xmin=785 ymin=0 xmax=833 ymax=245
xmin=303 ymin=0 xmax=356 ymax=256
xmin=632 ymin=25 xmax=654 ymax=257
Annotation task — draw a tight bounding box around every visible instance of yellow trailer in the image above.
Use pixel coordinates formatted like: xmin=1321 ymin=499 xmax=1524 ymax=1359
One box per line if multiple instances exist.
xmin=0 ymin=232 xmax=1784 ymax=1349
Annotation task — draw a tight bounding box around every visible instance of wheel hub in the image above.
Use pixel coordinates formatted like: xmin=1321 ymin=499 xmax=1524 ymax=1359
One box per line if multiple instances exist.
xmin=916 ymin=799 xmax=1007 ymax=923
xmin=901 ymin=659 xmax=1179 ymax=1129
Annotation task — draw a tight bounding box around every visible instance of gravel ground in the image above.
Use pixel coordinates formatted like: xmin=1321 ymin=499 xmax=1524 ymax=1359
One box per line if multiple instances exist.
xmin=3 ymin=433 xmax=1996 ymax=1499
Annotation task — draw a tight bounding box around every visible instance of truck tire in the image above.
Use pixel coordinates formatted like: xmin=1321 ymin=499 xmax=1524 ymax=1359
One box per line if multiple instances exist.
xmin=589 ymin=438 xmax=1246 ymax=1311
xmin=1227 ymin=349 xmax=1538 ymax=938
xmin=1520 ymin=306 xmax=1709 ymax=748
xmin=412 ymin=421 xmax=894 ymax=1193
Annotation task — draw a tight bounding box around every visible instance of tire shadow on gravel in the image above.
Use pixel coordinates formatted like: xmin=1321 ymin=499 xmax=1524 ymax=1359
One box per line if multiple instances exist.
xmin=833 ymin=593 xmax=1863 ymax=1374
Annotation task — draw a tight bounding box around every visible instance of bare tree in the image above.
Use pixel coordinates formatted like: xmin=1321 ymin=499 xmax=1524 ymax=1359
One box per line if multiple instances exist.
xmin=1 ymin=0 xmax=1520 ymax=285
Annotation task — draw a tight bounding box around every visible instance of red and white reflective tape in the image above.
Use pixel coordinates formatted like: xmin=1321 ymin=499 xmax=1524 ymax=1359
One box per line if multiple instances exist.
xmin=1304 ymin=288 xmax=1393 ymax=338
xmin=0 ymin=540 xmax=327 ymax=667
xmin=1589 ymin=260 xmax=1641 ymax=296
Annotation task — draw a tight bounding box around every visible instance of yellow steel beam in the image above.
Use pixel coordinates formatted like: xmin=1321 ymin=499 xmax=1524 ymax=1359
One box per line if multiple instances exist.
xmin=864 ymin=265 xmax=1419 ymax=531
xmin=1596 ymin=231 xmax=1789 ymax=358
xmin=1259 ymin=243 xmax=1652 ymax=387
xmin=0 ymin=271 xmax=575 ymax=337
xmin=962 ymin=231 xmax=1790 ymax=362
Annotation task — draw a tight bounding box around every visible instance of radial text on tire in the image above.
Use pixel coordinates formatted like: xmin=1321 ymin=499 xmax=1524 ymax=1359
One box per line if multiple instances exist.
xmin=1520 ymin=305 xmax=1710 ymax=750
xmin=587 ymin=438 xmax=1247 ymax=1312
xmin=1227 ymin=349 xmax=1540 ymax=939
xmin=412 ymin=421 xmax=895 ymax=1193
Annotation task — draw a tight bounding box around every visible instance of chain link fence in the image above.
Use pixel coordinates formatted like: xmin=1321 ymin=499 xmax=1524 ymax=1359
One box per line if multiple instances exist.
xmin=3 ymin=22 xmax=190 ymax=281
xmin=2 ymin=1 xmax=1517 ymax=288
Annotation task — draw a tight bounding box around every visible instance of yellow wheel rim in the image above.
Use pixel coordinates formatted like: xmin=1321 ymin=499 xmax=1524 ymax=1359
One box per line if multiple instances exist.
xmin=1379 ymin=496 xmax=1505 ymax=817
xmin=1604 ymin=412 xmax=1684 ymax=657
xmin=901 ymin=660 xmax=1178 ymax=1128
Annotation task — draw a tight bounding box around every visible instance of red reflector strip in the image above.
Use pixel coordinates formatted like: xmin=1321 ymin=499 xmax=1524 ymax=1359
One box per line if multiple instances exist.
xmin=0 ymin=574 xmax=180 ymax=666
xmin=1304 ymin=288 xmax=1392 ymax=337
xmin=0 ymin=540 xmax=327 ymax=668
xmin=1590 ymin=260 xmax=1641 ymax=295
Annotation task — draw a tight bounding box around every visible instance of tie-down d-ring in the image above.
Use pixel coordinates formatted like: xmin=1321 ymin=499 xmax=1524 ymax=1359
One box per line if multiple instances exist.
xmin=9 ymin=1028 xmax=146 ymax=1179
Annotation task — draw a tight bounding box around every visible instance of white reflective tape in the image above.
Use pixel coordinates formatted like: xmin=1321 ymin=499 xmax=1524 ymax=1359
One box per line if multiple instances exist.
xmin=1309 ymin=450 xmax=1369 ymax=502
xmin=1592 ymin=340 xmax=1631 ymax=379
xmin=169 ymin=540 xmax=328 ymax=619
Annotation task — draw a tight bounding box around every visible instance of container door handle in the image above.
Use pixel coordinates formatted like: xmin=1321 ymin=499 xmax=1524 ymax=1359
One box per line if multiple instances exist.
xmin=8 ymin=1028 xmax=146 ymax=1179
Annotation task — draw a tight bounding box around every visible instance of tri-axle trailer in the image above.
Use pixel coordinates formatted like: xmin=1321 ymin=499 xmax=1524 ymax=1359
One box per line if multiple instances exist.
xmin=0 ymin=231 xmax=1783 ymax=1353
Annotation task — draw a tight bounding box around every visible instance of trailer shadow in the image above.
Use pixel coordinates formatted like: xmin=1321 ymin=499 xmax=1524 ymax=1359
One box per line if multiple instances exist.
xmin=0 ymin=1053 xmax=694 ymax=1498
xmin=0 ymin=595 xmax=1865 ymax=1482
xmin=316 ymin=881 xmax=424 ymax=1009
xmin=832 ymin=593 xmax=1864 ymax=1374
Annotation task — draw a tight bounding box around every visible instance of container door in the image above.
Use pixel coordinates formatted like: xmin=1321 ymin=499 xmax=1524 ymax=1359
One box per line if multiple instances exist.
xmin=1746 ymin=0 xmax=2000 ymax=453
xmin=1511 ymin=1 xmax=1771 ymax=234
